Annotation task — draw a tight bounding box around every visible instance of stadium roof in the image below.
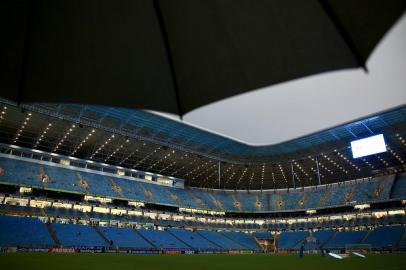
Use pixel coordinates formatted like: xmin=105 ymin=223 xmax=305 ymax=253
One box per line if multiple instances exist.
xmin=0 ymin=99 xmax=405 ymax=190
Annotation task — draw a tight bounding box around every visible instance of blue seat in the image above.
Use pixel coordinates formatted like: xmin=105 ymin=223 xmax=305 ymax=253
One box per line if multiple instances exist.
xmin=51 ymin=223 xmax=108 ymax=247
xmin=324 ymin=230 xmax=367 ymax=249
xmin=277 ymin=231 xmax=309 ymax=250
xmin=167 ymin=228 xmax=220 ymax=250
xmin=363 ymin=226 xmax=405 ymax=249
xmin=98 ymin=226 xmax=153 ymax=249
xmin=136 ymin=229 xmax=190 ymax=249
xmin=197 ymin=230 xmax=245 ymax=250
xmin=0 ymin=216 xmax=54 ymax=248
xmin=221 ymin=231 xmax=259 ymax=250
xmin=252 ymin=231 xmax=273 ymax=240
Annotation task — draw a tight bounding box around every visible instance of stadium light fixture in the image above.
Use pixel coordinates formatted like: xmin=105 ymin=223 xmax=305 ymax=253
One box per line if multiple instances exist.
xmin=0 ymin=106 xmax=7 ymax=121
xmin=54 ymin=124 xmax=77 ymax=152
xmin=34 ymin=122 xmax=53 ymax=148
xmin=90 ymin=134 xmax=115 ymax=159
xmin=386 ymin=145 xmax=404 ymax=163
xmin=13 ymin=112 xmax=32 ymax=143
xmin=72 ymin=129 xmax=95 ymax=156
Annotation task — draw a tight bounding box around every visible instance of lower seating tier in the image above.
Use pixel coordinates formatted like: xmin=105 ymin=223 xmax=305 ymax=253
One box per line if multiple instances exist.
xmin=1 ymin=215 xmax=405 ymax=252
xmin=0 ymin=215 xmax=54 ymax=248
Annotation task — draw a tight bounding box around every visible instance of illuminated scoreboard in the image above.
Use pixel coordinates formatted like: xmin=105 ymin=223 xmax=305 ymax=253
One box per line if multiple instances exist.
xmin=350 ymin=134 xmax=387 ymax=158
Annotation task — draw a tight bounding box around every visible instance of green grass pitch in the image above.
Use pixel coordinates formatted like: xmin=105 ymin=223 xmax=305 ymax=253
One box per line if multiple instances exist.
xmin=1 ymin=253 xmax=406 ymax=270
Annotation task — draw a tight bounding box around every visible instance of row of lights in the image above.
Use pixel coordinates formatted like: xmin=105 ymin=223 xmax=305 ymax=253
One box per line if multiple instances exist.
xmin=261 ymin=164 xmax=266 ymax=187
xmin=171 ymin=156 xmax=197 ymax=175
xmin=318 ymin=161 xmax=334 ymax=175
xmin=278 ymin=164 xmax=288 ymax=184
xmin=208 ymin=168 xmax=222 ymax=187
xmin=13 ymin=112 xmax=32 ymax=144
xmin=133 ymin=146 xmax=161 ymax=168
xmin=248 ymin=172 xmax=255 ymax=189
xmin=335 ymin=151 xmax=361 ymax=172
xmin=118 ymin=151 xmax=137 ymax=166
xmin=90 ymin=134 xmax=115 ymax=159
xmin=325 ymin=151 xmax=349 ymax=173
xmin=224 ymin=165 xmax=237 ymax=186
xmin=193 ymin=163 xmax=216 ymax=181
xmin=376 ymin=154 xmax=389 ymax=167
xmin=187 ymin=160 xmax=211 ymax=178
xmin=395 ymin=133 xmax=406 ymax=146
xmin=271 ymin=172 xmax=276 ymax=186
xmin=293 ymin=171 xmax=302 ymax=185
xmin=158 ymin=160 xmax=177 ymax=174
xmin=34 ymin=123 xmax=52 ymax=148
xmin=309 ymin=156 xmax=334 ymax=175
xmin=71 ymin=129 xmax=96 ymax=155
xmin=386 ymin=145 xmax=404 ymax=164
xmin=53 ymin=124 xmax=76 ymax=152
xmin=0 ymin=106 xmax=7 ymax=121
xmin=171 ymin=160 xmax=194 ymax=175
xmin=293 ymin=160 xmax=309 ymax=178
xmin=104 ymin=139 xmax=130 ymax=162
xmin=315 ymin=155 xmax=334 ymax=175
xmin=309 ymin=167 xmax=324 ymax=179
xmin=361 ymin=157 xmax=374 ymax=169
xmin=147 ymin=149 xmax=176 ymax=170
xmin=235 ymin=167 xmax=248 ymax=188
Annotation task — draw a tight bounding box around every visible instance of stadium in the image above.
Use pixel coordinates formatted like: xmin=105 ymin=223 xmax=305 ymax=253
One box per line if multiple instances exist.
xmin=1 ymin=1 xmax=406 ymax=270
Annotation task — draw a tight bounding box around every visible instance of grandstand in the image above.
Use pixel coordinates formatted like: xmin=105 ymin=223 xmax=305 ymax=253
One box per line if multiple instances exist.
xmin=0 ymin=105 xmax=405 ymax=255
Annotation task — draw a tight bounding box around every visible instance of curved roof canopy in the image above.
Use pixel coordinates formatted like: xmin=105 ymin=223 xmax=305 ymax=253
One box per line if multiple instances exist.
xmin=0 ymin=100 xmax=405 ymax=190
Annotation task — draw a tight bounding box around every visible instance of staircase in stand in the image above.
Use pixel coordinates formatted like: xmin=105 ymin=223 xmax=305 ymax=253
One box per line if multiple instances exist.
xmin=395 ymin=227 xmax=406 ymax=250
xmin=196 ymin=231 xmax=224 ymax=250
xmin=251 ymin=235 xmax=265 ymax=252
xmin=46 ymin=223 xmax=61 ymax=247
xmin=93 ymin=226 xmax=111 ymax=247
xmin=133 ymin=229 xmax=157 ymax=249
xmin=166 ymin=230 xmax=194 ymax=250
xmin=360 ymin=229 xmax=372 ymax=244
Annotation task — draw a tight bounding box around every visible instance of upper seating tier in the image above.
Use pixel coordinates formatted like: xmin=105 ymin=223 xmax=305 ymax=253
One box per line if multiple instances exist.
xmin=0 ymin=156 xmax=401 ymax=213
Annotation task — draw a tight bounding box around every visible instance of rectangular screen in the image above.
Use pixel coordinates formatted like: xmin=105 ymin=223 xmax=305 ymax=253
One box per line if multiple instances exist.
xmin=351 ymin=134 xmax=386 ymax=158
